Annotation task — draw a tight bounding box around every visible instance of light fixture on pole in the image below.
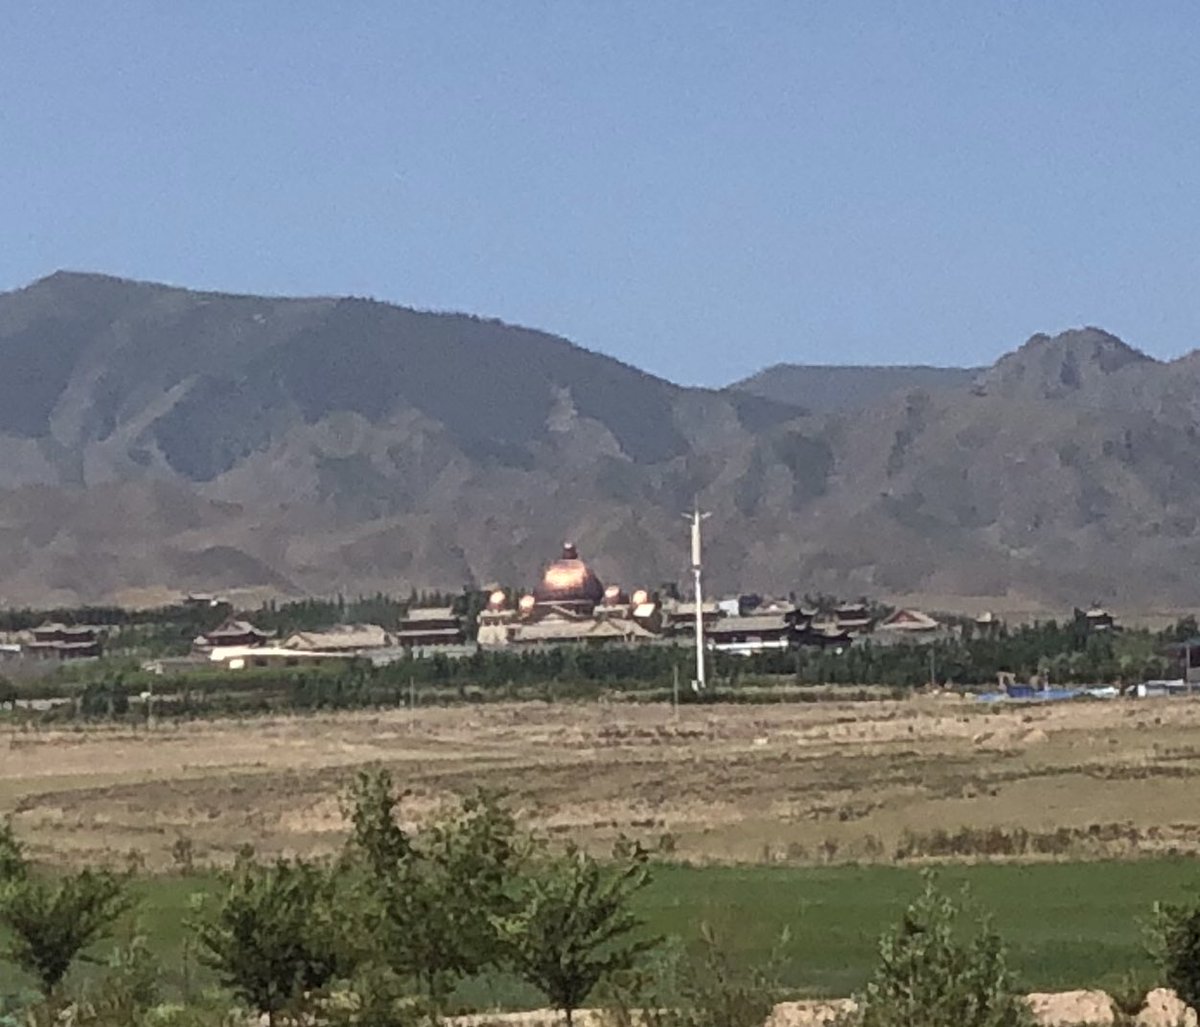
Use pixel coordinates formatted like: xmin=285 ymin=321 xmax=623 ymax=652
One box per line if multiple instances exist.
xmin=683 ymin=508 xmax=711 ymax=691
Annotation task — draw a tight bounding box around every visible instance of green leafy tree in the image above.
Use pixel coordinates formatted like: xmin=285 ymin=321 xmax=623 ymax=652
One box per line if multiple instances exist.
xmin=414 ymin=788 xmax=524 ymax=989
xmin=853 ymin=874 xmax=1033 ymax=1027
xmin=672 ymin=923 xmax=783 ymax=1027
xmin=0 ymin=817 xmax=27 ymax=884
xmin=342 ymin=770 xmax=525 ymax=1012
xmin=0 ymin=867 xmax=131 ymax=995
xmin=1150 ymin=894 xmax=1200 ymax=1013
xmin=66 ymin=935 xmax=162 ymax=1026
xmin=342 ymin=768 xmax=413 ymax=880
xmin=498 ymin=841 xmax=658 ymax=1027
xmin=191 ymin=852 xmax=347 ymax=1026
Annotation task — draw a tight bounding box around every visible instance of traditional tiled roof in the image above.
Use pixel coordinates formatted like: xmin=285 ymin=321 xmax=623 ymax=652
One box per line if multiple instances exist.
xmin=512 ymin=616 xmax=655 ymax=644
xmin=665 ymin=601 xmax=720 ymax=617
xmin=205 ymin=619 xmax=269 ymax=639
xmin=400 ymin=607 xmax=458 ymax=623
xmin=394 ymin=626 xmax=464 ymax=640
xmin=707 ymin=613 xmax=793 ymax=635
xmin=879 ymin=609 xmax=941 ymax=632
xmin=283 ymin=624 xmax=391 ymax=651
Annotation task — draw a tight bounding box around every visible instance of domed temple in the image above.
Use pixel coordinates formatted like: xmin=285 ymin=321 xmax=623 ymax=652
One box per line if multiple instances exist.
xmin=532 ymin=543 xmax=606 ymax=612
xmin=476 ymin=542 xmax=660 ymax=647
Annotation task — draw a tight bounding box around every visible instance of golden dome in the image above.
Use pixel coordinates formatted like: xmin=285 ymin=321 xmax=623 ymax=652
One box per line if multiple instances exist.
xmin=533 ymin=543 xmax=605 ymax=607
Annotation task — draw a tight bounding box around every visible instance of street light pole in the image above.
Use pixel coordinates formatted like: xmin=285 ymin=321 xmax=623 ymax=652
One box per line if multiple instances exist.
xmin=684 ymin=509 xmax=711 ymax=691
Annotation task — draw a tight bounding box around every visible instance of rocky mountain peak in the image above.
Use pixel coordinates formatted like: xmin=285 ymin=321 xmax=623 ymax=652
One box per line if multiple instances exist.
xmin=977 ymin=327 xmax=1153 ymax=399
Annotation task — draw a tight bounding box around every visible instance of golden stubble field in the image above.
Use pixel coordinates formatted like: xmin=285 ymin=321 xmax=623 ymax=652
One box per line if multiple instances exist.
xmin=5 ymin=696 xmax=1200 ymax=869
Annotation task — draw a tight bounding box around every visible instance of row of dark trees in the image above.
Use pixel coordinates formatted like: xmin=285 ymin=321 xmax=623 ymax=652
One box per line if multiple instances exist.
xmin=32 ymin=614 xmax=1192 ymax=724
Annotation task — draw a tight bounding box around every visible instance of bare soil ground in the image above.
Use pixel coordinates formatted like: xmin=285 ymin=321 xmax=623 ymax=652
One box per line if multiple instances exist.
xmin=6 ymin=695 xmax=1200 ymax=870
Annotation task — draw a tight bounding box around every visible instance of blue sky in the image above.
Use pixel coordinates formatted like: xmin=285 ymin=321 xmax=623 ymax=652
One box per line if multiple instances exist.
xmin=3 ymin=3 xmax=1200 ymax=385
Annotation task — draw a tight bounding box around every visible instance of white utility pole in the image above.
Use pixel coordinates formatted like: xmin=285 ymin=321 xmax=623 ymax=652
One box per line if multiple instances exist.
xmin=684 ymin=509 xmax=711 ymax=691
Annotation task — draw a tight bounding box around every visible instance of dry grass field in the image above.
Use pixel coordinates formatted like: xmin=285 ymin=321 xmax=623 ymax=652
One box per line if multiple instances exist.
xmin=5 ymin=694 xmax=1200 ymax=870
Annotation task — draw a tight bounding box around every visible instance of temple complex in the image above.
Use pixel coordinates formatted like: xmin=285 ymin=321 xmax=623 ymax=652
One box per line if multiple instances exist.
xmin=478 ymin=542 xmax=659 ymax=647
xmin=473 ymin=541 xmax=864 ymax=655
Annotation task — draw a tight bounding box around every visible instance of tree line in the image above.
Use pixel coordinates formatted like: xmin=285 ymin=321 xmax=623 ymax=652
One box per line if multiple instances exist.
xmin=12 ymin=612 xmax=1195 ymax=725
xmin=4 ymin=774 xmax=1200 ymax=1026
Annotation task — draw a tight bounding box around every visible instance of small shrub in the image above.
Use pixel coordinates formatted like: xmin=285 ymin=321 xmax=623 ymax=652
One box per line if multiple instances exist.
xmin=850 ymin=873 xmax=1033 ymax=1027
xmin=818 ymin=837 xmax=840 ymax=863
xmin=69 ymin=935 xmax=162 ymax=1025
xmin=673 ymin=923 xmax=782 ymax=1027
xmin=1108 ymin=970 xmax=1153 ymax=1021
xmin=171 ymin=836 xmax=196 ymax=875
xmin=0 ymin=817 xmax=27 ymax=884
xmin=1151 ymin=894 xmax=1200 ymax=1013
xmin=602 ymin=924 xmax=782 ymax=1027
xmin=785 ymin=841 xmax=808 ymax=862
xmin=861 ymin=834 xmax=885 ymax=861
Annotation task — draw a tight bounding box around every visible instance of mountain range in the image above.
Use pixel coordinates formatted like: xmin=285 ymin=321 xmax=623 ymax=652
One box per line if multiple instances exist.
xmin=2 ymin=270 xmax=1199 ymax=611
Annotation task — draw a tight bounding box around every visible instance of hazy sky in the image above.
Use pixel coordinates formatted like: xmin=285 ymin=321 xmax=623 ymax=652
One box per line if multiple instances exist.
xmin=3 ymin=3 xmax=1199 ymax=385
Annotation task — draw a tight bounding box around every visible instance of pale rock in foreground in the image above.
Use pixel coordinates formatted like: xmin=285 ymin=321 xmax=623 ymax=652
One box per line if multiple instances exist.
xmin=442 ymin=989 xmax=1200 ymax=1027
xmin=1026 ymin=989 xmax=1117 ymax=1025
xmin=1136 ymin=988 xmax=1199 ymax=1027
xmin=766 ymin=999 xmax=857 ymax=1027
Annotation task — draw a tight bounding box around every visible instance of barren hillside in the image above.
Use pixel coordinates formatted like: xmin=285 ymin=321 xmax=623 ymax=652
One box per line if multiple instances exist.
xmin=3 ymin=272 xmax=1200 ymax=606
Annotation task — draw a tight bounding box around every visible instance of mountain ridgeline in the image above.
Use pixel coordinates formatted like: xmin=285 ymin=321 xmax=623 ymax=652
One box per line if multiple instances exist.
xmin=1 ymin=270 xmax=1199 ymax=608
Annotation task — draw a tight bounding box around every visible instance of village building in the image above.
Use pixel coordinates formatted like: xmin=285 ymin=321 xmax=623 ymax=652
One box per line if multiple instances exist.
xmin=1169 ymin=636 xmax=1200 ymax=684
xmin=477 ymin=591 xmax=517 ymax=647
xmin=871 ymin=608 xmax=952 ymax=647
xmin=807 ymin=622 xmax=854 ymax=651
xmin=833 ymin=602 xmax=874 ymax=634
xmin=595 ymin=586 xmax=662 ymax=633
xmin=510 ymin=612 xmax=658 ymax=646
xmin=662 ymin=598 xmax=720 ymax=637
xmin=877 ymin=608 xmax=944 ymax=637
xmin=282 ymin=624 xmax=392 ymax=652
xmin=707 ymin=604 xmax=843 ymax=655
xmin=193 ymin=618 xmax=271 ymax=653
xmin=394 ymin=607 xmax=466 ymax=648
xmin=973 ymin=610 xmax=1001 ymax=636
xmin=183 ymin=593 xmax=226 ymax=609
xmin=1082 ymin=606 xmax=1117 ymax=632
xmin=707 ymin=611 xmax=802 ymax=655
xmin=204 ymin=646 xmax=358 ymax=671
xmin=25 ymin=623 xmax=103 ymax=660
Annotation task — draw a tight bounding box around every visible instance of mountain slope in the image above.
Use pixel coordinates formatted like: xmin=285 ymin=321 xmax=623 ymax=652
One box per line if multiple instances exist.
xmin=3 ymin=272 xmax=1200 ymax=609
xmin=732 ymin=363 xmax=978 ymax=413
xmin=0 ymin=272 xmax=816 ymax=603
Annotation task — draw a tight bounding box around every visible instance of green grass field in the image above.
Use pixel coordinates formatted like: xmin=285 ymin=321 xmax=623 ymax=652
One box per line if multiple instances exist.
xmin=4 ymin=859 xmax=1197 ymax=1009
